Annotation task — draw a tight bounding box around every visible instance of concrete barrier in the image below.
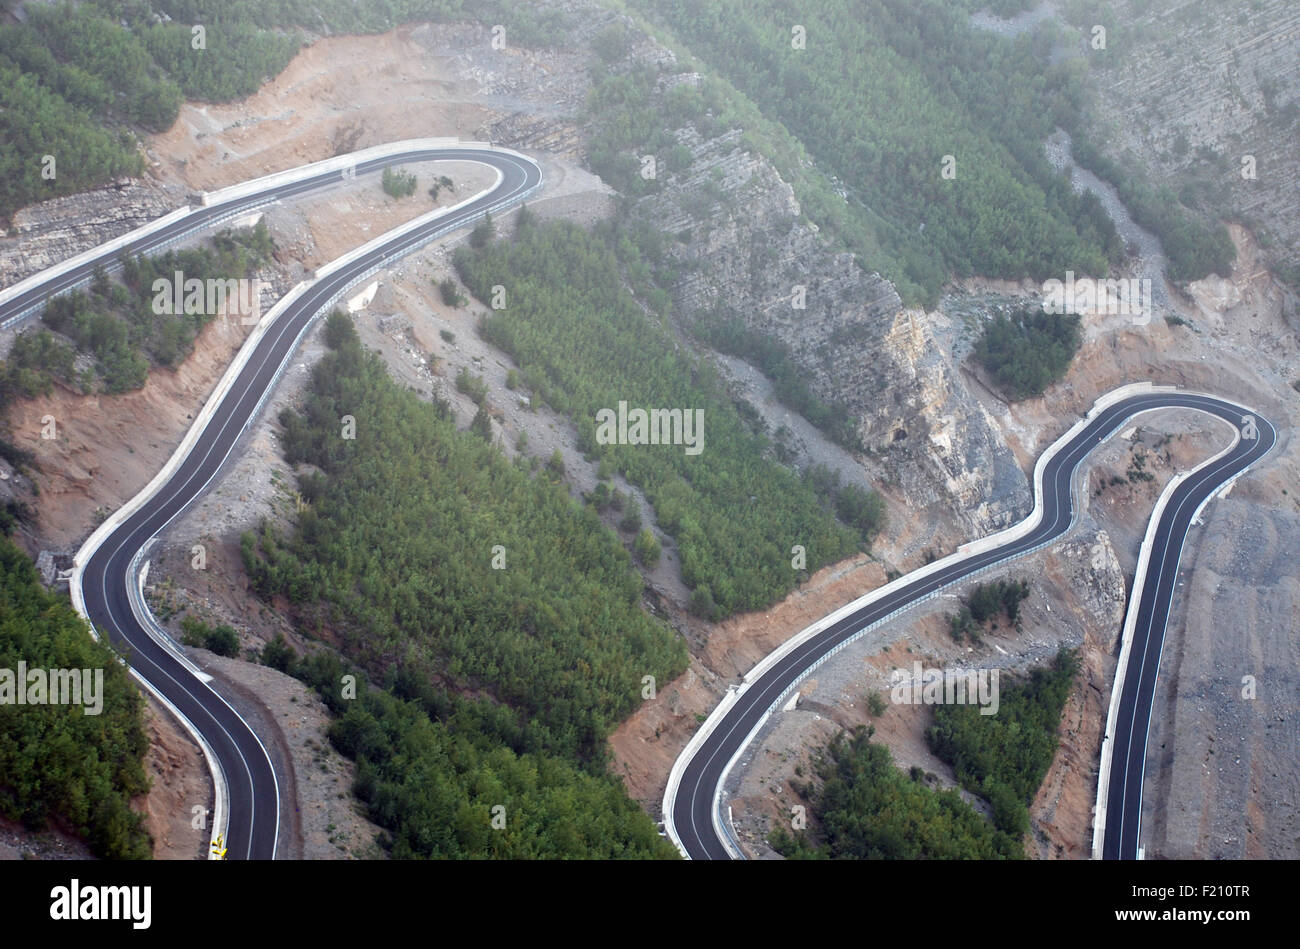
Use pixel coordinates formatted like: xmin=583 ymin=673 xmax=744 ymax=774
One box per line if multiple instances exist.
xmin=661 ymin=382 xmax=1266 ymax=859
xmin=66 ymin=140 xmax=540 ymax=861
xmin=2 ymin=138 xmax=535 ymax=330
xmin=1090 ymin=414 xmax=1242 ymax=859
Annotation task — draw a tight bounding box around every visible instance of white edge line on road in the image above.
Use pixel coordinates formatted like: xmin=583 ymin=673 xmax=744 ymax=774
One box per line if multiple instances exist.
xmin=1089 ymin=420 xmax=1236 ymax=858
xmin=664 ymin=383 xmax=1274 ymax=859
xmin=66 ymin=140 xmax=529 ymax=860
xmin=663 ymin=381 xmax=1161 ymax=857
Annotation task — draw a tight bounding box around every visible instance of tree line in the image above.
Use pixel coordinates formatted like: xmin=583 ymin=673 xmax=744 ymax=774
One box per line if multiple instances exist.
xmin=0 ymin=535 xmax=152 ymax=859
xmin=454 ymin=215 xmax=886 ymax=618
xmin=240 ymin=313 xmax=682 ymax=856
xmin=0 ymin=222 xmax=272 ymax=413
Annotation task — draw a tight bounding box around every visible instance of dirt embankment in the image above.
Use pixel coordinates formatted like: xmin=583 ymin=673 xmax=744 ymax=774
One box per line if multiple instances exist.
xmin=0 ymin=22 xmax=617 ymax=859
xmin=134 ymin=696 xmax=214 ymax=860
xmin=4 ymin=14 xmax=1295 ymax=862
xmin=7 ymin=310 xmax=257 ymax=551
xmin=0 ymin=24 xmax=574 ymax=858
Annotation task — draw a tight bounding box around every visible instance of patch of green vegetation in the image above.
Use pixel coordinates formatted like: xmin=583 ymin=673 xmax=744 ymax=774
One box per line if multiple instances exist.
xmin=438 ymin=279 xmax=466 ymax=309
xmin=454 ymin=217 xmax=880 ymax=617
xmin=1069 ymin=134 xmax=1235 ymax=284
xmin=179 ymin=615 xmax=240 ymax=657
xmin=617 ymin=0 xmax=1124 ymax=306
xmin=0 ymin=535 xmax=151 ymax=859
xmin=770 ymin=725 xmax=1021 ymax=859
xmin=5 ymin=223 xmax=272 ymax=410
xmin=427 ymin=174 xmax=454 ymax=201
xmin=973 ymin=308 xmax=1082 ymax=401
xmin=242 ymin=312 xmax=687 ymax=766
xmin=967 ymin=578 xmax=1030 ymax=626
xmin=692 ymin=310 xmax=863 ymax=451
xmin=948 ymin=578 xmax=1030 ymax=642
xmin=1125 ymin=449 xmax=1156 ymax=484
xmin=381 ymin=166 xmax=417 ymax=199
xmin=261 ymin=639 xmax=678 ymax=859
xmin=926 ymin=649 xmax=1079 ymax=837
xmin=633 ymin=528 xmax=661 ymax=567
xmin=454 ymin=367 xmax=488 ymax=406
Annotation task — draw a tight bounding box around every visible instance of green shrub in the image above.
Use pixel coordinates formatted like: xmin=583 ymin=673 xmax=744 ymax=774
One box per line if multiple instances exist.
xmin=455 ymin=368 xmax=488 ymax=406
xmin=438 ymin=279 xmax=466 ymax=308
xmin=381 ymin=166 xmax=417 ymax=199
xmin=633 ymin=528 xmax=661 ymax=567
xmin=260 ymin=634 xmax=298 ymax=674
xmin=973 ymin=309 xmax=1082 ymax=401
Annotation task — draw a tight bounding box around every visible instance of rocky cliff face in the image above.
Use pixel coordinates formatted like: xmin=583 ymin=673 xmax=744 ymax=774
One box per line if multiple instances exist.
xmin=0 ymin=1 xmax=1031 ymax=539
xmin=633 ymin=127 xmax=1028 ymax=531
xmin=0 ymin=178 xmax=176 ymax=287
xmin=1085 ymin=0 xmax=1300 ymax=290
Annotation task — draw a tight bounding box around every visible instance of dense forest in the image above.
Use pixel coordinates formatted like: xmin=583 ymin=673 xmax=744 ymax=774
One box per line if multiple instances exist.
xmin=770 ymin=726 xmax=1022 ymax=859
xmin=241 ymin=313 xmax=680 ymax=855
xmin=927 ymin=649 xmax=1080 ymax=837
xmin=2 ymin=0 xmax=1236 ymax=298
xmin=620 ymin=0 xmax=1234 ymax=300
xmin=243 ymin=312 xmax=687 ymax=764
xmin=0 ymin=535 xmax=152 ymax=859
xmin=621 ymin=0 xmax=1123 ymax=306
xmin=454 ymin=215 xmax=884 ymax=617
xmin=973 ymin=307 xmax=1083 ymax=401
xmin=0 ymin=222 xmax=272 ymax=411
xmin=0 ymin=0 xmax=574 ymax=219
xmin=268 ymin=645 xmax=677 ymax=858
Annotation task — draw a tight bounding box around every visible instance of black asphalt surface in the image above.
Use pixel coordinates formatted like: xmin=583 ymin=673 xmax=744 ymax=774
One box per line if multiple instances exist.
xmin=672 ymin=392 xmax=1274 ymax=860
xmin=1 ymin=147 xmax=531 ymax=327
xmin=14 ymin=146 xmax=541 ymax=860
xmin=1102 ymin=408 xmax=1275 ymax=859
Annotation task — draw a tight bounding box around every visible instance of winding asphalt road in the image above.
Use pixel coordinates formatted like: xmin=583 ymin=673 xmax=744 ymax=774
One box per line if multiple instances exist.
xmin=669 ymin=391 xmax=1274 ymax=860
xmin=1102 ymin=407 xmax=1275 ymax=859
xmin=4 ymin=145 xmax=541 ymax=860
xmin=3 ymin=143 xmax=1276 ymax=863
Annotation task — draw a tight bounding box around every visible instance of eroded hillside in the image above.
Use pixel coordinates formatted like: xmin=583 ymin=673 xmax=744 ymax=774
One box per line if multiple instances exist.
xmin=0 ymin=1 xmax=1295 ymax=860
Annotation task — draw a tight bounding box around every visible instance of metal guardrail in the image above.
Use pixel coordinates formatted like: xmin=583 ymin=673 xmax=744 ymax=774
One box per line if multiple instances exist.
xmin=0 ymin=201 xmax=278 ymax=331
xmin=52 ymin=141 xmax=540 ymax=862
xmin=242 ymin=179 xmax=542 ymax=433
xmin=710 ymin=404 xmax=1177 ymax=854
